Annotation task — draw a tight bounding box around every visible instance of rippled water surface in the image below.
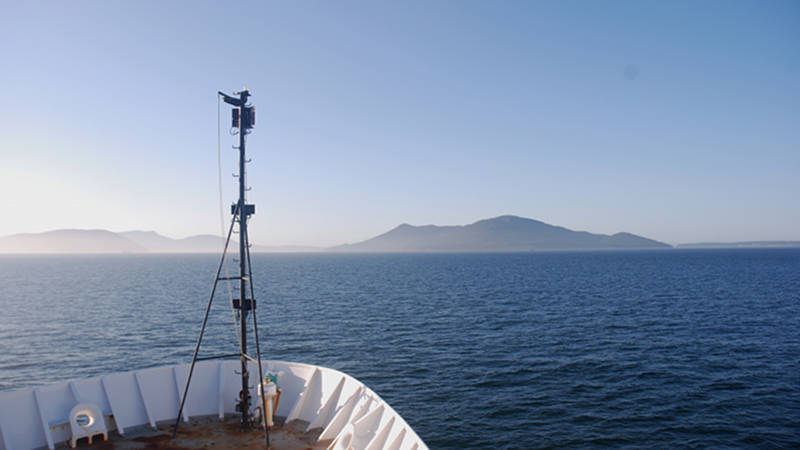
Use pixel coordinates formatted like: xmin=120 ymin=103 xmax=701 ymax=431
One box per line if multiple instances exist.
xmin=1 ymin=250 xmax=799 ymax=448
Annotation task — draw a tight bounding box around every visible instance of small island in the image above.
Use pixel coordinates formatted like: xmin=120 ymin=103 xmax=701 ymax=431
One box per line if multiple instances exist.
xmin=331 ymin=215 xmax=671 ymax=252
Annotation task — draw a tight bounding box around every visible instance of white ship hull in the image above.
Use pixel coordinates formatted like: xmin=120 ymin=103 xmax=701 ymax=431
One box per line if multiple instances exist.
xmin=0 ymin=360 xmax=426 ymax=450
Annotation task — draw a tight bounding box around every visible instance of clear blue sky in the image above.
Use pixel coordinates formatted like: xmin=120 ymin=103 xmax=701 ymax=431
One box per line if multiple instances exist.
xmin=1 ymin=1 xmax=798 ymax=246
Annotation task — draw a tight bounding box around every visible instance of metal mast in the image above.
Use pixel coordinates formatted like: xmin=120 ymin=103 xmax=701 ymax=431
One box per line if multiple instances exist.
xmin=232 ymin=88 xmax=254 ymax=429
xmin=173 ymin=89 xmax=269 ymax=448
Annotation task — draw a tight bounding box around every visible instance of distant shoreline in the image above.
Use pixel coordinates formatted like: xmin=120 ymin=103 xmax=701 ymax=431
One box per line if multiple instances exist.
xmin=676 ymin=241 xmax=800 ymax=249
xmin=2 ymin=246 xmax=799 ymax=256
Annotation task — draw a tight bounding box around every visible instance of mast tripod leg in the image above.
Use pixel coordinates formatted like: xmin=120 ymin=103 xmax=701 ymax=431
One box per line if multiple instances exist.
xmin=172 ymin=215 xmax=237 ymax=439
xmin=245 ymin=229 xmax=270 ymax=448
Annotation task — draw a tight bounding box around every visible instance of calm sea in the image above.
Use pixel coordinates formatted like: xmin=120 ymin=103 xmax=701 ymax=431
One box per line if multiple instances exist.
xmin=1 ymin=250 xmax=798 ymax=448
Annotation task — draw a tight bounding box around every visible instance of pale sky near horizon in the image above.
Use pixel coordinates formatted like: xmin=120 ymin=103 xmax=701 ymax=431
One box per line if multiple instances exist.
xmin=1 ymin=1 xmax=798 ymax=247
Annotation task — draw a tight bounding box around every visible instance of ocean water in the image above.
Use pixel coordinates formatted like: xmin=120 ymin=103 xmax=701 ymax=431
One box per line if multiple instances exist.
xmin=0 ymin=249 xmax=798 ymax=448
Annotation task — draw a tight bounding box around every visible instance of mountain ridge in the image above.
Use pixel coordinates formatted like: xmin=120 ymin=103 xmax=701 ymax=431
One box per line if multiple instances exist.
xmin=11 ymin=216 xmax=796 ymax=254
xmin=331 ymin=215 xmax=671 ymax=252
xmin=0 ymin=229 xmax=321 ymax=254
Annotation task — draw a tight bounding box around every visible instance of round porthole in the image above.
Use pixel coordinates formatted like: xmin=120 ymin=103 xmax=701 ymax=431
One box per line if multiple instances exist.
xmin=76 ymin=412 xmax=94 ymax=428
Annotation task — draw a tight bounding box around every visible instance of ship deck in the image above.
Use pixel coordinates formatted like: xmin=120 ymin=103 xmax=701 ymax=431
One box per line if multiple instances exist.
xmin=71 ymin=417 xmax=329 ymax=450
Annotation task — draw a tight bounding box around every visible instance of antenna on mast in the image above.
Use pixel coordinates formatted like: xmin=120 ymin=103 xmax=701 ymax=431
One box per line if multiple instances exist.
xmin=173 ymin=89 xmax=269 ymax=448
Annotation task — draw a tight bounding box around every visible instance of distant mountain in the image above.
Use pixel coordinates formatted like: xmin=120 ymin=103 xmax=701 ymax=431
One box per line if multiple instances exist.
xmin=0 ymin=218 xmax=670 ymax=254
xmin=331 ymin=215 xmax=671 ymax=252
xmin=677 ymin=241 xmax=800 ymax=249
xmin=0 ymin=230 xmax=145 ymax=254
xmin=119 ymin=230 xmax=182 ymax=252
xmin=120 ymin=231 xmax=227 ymax=253
xmin=254 ymin=245 xmax=323 ymax=253
xmin=0 ymin=230 xmax=322 ymax=254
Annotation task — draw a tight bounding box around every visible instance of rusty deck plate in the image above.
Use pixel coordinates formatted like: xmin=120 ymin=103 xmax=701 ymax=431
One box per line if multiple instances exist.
xmin=69 ymin=417 xmax=330 ymax=449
